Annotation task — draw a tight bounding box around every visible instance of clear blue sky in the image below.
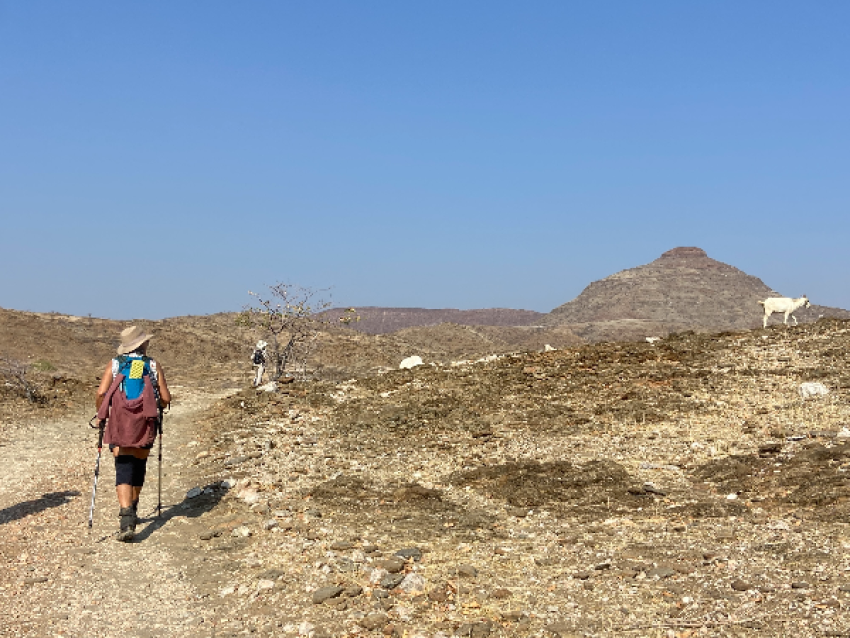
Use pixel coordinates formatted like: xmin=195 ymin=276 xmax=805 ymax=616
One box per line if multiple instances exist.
xmin=2 ymin=2 xmax=848 ymax=319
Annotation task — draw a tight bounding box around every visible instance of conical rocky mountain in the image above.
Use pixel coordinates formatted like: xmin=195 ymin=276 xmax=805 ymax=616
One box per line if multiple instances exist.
xmin=544 ymin=247 xmax=848 ymax=341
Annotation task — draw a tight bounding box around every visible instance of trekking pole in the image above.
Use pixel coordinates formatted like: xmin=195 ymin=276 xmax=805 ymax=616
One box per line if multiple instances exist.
xmin=88 ymin=416 xmax=106 ymax=529
xmin=157 ymin=406 xmax=164 ymax=518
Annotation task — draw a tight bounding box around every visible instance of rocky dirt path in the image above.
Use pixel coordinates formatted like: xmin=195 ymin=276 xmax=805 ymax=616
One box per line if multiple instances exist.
xmin=0 ymin=389 xmax=228 ymax=638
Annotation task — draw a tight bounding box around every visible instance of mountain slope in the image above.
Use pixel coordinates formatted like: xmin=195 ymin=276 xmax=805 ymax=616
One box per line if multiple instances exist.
xmin=545 ymin=247 xmax=849 ymax=340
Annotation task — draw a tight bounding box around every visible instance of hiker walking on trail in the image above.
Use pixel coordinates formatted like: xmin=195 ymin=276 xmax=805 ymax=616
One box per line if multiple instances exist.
xmin=96 ymin=326 xmax=171 ymax=541
xmin=251 ymin=340 xmax=268 ymax=387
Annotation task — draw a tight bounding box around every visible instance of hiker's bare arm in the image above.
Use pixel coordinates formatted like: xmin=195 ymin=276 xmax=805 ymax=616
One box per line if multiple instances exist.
xmin=156 ymin=365 xmax=172 ymax=408
xmin=95 ymin=362 xmax=113 ymax=410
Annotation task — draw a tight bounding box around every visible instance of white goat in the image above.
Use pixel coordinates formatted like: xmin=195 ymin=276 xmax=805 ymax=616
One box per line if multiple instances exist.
xmin=758 ymin=295 xmax=810 ymax=328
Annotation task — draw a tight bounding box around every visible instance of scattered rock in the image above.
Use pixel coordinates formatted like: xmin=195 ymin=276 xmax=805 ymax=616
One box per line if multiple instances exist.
xmin=455 ymin=621 xmax=492 ymax=637
xmin=377 ymin=557 xmax=406 ymax=573
xmin=535 ymin=557 xmax=557 ymax=567
xmin=359 ymin=613 xmax=388 ymax=631
xmin=326 ymin=598 xmax=347 ymax=611
xmin=312 ymin=585 xmax=344 ymax=604
xmin=428 ymin=587 xmax=449 ymax=603
xmin=642 ymin=483 xmax=667 ymax=496
xmin=335 ymin=557 xmax=359 ymax=572
xmin=342 ymin=584 xmax=363 ymax=597
xmin=799 ymin=382 xmax=828 ymax=398
xmin=646 ymin=567 xmax=677 ymax=579
xmin=380 ymin=573 xmax=405 ymax=589
xmin=23 ymin=576 xmax=48 ymax=585
xmin=731 ymin=580 xmax=752 ymax=592
xmin=758 ymin=442 xmax=783 ymax=455
xmin=257 ymin=568 xmax=285 ymax=581
xmin=250 ymin=502 xmax=270 ymax=515
xmin=545 ymin=622 xmax=578 ymax=637
xmin=457 ymin=564 xmax=478 ymax=578
xmin=398 ymin=573 xmax=426 ymax=594
xmin=395 ymin=547 xmax=423 ymax=561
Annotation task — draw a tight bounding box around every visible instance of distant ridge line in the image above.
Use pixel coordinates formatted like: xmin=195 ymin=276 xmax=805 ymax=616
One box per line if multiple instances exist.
xmin=321 ymin=307 xmax=545 ymax=334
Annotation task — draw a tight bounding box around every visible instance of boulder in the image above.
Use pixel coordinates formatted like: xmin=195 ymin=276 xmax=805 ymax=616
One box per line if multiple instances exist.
xmin=399 ymin=356 xmax=423 ymax=369
xmin=799 ymin=382 xmax=829 ymax=399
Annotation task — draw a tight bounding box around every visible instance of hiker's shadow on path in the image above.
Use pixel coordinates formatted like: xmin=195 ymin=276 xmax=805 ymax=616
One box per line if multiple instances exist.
xmin=130 ymin=485 xmax=228 ymax=543
xmin=0 ymin=490 xmax=81 ymax=525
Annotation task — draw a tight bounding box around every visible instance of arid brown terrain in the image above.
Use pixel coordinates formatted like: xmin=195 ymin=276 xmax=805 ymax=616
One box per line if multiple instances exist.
xmin=321 ymin=248 xmax=850 ymax=347
xmin=545 ymin=247 xmax=850 ymax=342
xmin=2 ymin=301 xmax=850 ymax=637
xmin=318 ymin=308 xmax=546 ymax=335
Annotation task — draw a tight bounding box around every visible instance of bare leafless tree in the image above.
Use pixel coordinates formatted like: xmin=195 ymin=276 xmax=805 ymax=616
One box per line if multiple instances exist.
xmin=238 ymin=283 xmax=333 ymax=381
xmin=0 ymin=355 xmax=41 ymax=403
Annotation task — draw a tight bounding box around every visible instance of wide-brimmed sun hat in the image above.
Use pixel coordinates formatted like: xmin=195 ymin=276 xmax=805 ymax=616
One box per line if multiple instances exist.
xmin=256 ymin=340 xmax=268 ymax=349
xmin=117 ymin=326 xmax=153 ymax=355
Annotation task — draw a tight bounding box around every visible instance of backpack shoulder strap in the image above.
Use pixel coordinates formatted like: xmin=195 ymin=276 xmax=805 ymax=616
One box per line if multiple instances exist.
xmin=143 ymin=356 xmax=161 ymax=406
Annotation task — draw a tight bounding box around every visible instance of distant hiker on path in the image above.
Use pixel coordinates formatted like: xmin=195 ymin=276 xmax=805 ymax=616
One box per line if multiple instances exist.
xmin=251 ymin=340 xmax=268 ymax=387
xmin=96 ymin=326 xmax=171 ymax=541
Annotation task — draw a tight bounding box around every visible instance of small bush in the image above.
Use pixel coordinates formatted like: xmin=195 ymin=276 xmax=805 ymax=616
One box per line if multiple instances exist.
xmin=0 ymin=355 xmax=43 ymax=403
xmin=32 ymin=359 xmax=56 ymax=372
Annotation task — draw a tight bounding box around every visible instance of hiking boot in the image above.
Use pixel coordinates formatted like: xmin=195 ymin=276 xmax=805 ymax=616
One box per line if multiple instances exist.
xmin=117 ymin=506 xmax=136 ymax=542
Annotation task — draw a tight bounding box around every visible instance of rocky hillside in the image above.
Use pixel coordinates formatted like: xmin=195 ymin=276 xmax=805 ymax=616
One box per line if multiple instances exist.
xmin=327 ymin=248 xmax=850 ymax=344
xmin=173 ymin=317 xmax=850 ymax=636
xmin=320 ymin=307 xmax=545 ymax=335
xmin=4 ymin=303 xmax=850 ymax=636
xmin=0 ymin=308 xmax=578 ymax=423
xmin=545 ymin=247 xmax=850 ymax=341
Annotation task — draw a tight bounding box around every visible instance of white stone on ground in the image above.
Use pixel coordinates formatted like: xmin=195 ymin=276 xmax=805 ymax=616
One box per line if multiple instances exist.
xmin=399 ymin=356 xmax=423 ymax=369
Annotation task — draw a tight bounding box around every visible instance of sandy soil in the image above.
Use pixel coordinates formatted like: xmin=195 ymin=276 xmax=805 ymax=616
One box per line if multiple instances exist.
xmin=0 ymin=390 xmax=232 ymax=638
